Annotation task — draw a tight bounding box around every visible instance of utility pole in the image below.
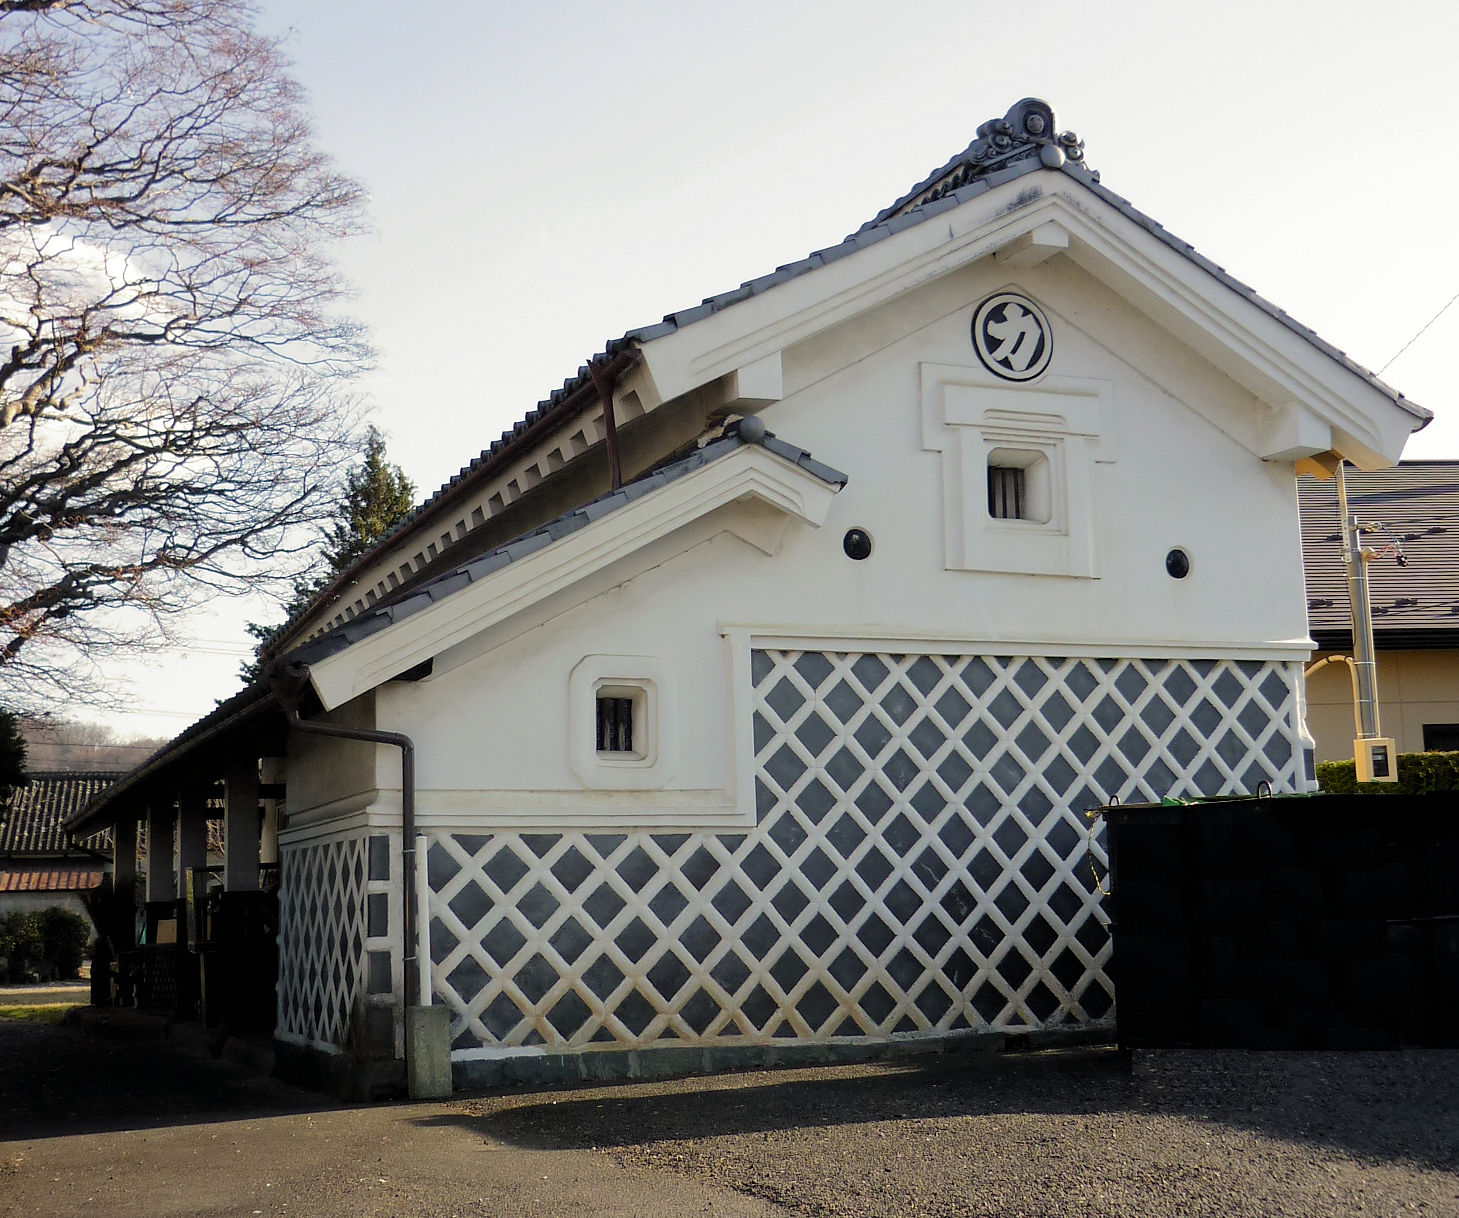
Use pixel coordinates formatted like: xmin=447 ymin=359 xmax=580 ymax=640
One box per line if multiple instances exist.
xmin=1334 ymin=461 xmax=1397 ymax=781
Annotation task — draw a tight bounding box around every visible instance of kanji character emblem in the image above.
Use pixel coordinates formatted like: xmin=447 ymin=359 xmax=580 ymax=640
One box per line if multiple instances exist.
xmin=972 ymin=292 xmax=1052 ymax=381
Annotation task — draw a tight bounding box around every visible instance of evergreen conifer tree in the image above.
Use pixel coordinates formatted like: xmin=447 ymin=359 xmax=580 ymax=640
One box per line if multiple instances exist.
xmin=240 ymin=428 xmax=415 ymax=682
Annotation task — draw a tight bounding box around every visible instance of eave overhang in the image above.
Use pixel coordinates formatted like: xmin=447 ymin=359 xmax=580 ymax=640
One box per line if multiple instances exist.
xmin=64 ymin=684 xmax=280 ymax=836
xmin=629 ymin=172 xmax=1425 ymax=470
xmin=296 ymin=435 xmax=846 ymax=711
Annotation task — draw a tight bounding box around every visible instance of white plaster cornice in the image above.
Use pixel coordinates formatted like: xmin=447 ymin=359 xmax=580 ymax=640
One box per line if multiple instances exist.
xmin=634 ymin=177 xmax=1418 ymax=468
xmin=304 ymin=443 xmax=842 ymax=710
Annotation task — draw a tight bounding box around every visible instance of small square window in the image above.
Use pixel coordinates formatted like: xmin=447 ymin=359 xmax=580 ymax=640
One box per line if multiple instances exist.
xmin=571 ymin=656 xmax=674 ymax=788
xmin=985 ymin=447 xmax=1052 ymax=524
xmin=596 ymin=695 xmax=637 ymax=753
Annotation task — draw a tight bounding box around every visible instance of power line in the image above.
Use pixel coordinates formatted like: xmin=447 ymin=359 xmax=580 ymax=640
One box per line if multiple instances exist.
xmin=1378 ymin=289 xmax=1459 ymax=374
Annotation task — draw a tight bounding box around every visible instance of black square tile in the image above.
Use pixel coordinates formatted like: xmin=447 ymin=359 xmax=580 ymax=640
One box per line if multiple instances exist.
xmin=859 ymin=979 xmax=897 ymax=1025
xmin=483 ymin=845 xmax=530 ymax=892
xmin=548 ymin=915 xmax=593 ymax=964
xmin=513 ymin=952 xmax=557 ymax=1005
xmin=796 ymin=980 xmax=839 ymax=1032
xmin=547 ymin=989 xmax=593 ymax=1039
xmin=550 ymin=845 xmax=595 ymax=892
xmin=935 ymin=686 xmax=972 ymax=730
xmin=824 ymin=679 xmax=863 ymax=723
xmin=679 ymin=987 xmax=723 ymax=1036
xmin=647 ymin=882 xmax=690 ymax=927
xmin=518 ymin=881 xmax=558 ymax=930
xmin=769 ymin=947 xmax=809 ymax=994
xmin=765 ymin=675 xmax=805 ymax=722
xmin=711 ymin=881 xmax=753 ymax=925
xmin=582 ymin=953 xmax=625 ymax=1000
xmin=582 ymin=883 xmax=627 ymax=930
xmin=794 ymin=652 xmax=834 ymax=687
xmin=615 ymin=917 xmax=656 ymax=963
xmin=851 ymin=654 xmax=890 ymax=691
xmin=770 ymin=879 xmax=810 ymax=922
xmin=681 ymin=915 xmax=722 ymax=964
xmin=906 ymin=656 xmax=943 ymax=694
xmin=853 ymin=714 xmax=892 ymax=760
xmin=710 ymin=952 xmax=751 ymax=996
xmin=481 ymin=917 xmax=527 ymax=967
xmin=646 ymin=951 xmax=691 ymax=1000
xmin=482 ymin=989 xmax=525 ymax=1038
xmin=614 ymin=988 xmax=657 ymax=1037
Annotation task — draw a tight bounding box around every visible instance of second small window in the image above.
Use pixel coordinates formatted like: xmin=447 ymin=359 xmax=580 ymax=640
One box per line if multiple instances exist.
xmin=596 ymin=694 xmax=637 ymax=753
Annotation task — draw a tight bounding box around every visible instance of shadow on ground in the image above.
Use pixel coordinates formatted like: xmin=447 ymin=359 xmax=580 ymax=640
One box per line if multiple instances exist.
xmin=434 ymin=1045 xmax=1459 ymax=1175
xmin=0 ymin=1017 xmax=335 ymax=1141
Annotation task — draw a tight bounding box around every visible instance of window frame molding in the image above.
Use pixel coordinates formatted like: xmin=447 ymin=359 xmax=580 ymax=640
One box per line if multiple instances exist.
xmin=921 ymin=359 xmax=1113 ymax=579
xmin=569 ymin=654 xmax=677 ymax=789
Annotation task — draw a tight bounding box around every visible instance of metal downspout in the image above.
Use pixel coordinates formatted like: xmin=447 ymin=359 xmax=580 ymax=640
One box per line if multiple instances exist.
xmin=268 ymin=663 xmax=421 ymax=1087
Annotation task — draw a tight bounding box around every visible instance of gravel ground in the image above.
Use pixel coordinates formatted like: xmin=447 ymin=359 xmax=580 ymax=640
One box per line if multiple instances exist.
xmin=463 ymin=1045 xmax=1459 ymax=1217
xmin=4 ymin=1009 xmax=1458 ymax=1217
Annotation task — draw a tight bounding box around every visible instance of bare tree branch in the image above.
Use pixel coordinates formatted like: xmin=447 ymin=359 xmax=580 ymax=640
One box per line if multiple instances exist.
xmin=0 ymin=0 xmax=368 ymax=710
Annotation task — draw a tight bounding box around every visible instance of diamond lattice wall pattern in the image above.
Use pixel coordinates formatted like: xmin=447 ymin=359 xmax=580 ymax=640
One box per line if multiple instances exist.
xmin=278 ymin=834 xmax=368 ymax=1050
xmin=426 ymin=649 xmax=1300 ymax=1059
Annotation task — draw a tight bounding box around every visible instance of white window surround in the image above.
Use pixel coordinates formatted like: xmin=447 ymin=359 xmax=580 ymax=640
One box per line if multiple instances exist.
xmin=570 ymin=655 xmax=677 ymax=789
xmin=921 ymin=360 xmax=1114 ymax=579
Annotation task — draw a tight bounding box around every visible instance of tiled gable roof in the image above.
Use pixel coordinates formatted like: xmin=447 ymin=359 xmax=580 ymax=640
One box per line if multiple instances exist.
xmin=1 ymin=771 xmax=119 ymax=856
xmin=264 ymin=98 xmax=1426 ymax=665
xmin=287 ymin=425 xmax=848 ymax=668
xmin=1301 ymin=461 xmax=1459 ymax=648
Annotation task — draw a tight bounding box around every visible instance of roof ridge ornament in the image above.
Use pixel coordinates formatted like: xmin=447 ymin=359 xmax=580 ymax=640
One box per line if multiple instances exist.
xmin=973 ymin=98 xmax=1085 ymax=171
xmin=887 ymin=98 xmax=1089 ymax=222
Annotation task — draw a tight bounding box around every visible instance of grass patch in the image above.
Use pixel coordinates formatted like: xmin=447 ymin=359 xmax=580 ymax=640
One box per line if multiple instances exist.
xmin=0 ymin=1003 xmax=80 ymax=1024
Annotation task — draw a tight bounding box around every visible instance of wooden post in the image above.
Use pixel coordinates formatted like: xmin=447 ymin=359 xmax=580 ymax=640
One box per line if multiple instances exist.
xmin=114 ymin=817 xmax=138 ymax=891
xmin=223 ymin=759 xmax=261 ymax=892
xmin=177 ymin=785 xmax=210 ymax=937
xmin=145 ymin=803 xmax=177 ymax=903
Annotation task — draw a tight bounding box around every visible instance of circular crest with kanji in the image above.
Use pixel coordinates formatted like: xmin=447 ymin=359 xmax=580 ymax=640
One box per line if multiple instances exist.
xmin=972 ymin=292 xmax=1052 ymax=381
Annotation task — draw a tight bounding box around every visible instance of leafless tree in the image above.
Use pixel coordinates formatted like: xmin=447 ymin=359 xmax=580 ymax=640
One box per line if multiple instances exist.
xmin=0 ymin=0 xmax=369 ymax=710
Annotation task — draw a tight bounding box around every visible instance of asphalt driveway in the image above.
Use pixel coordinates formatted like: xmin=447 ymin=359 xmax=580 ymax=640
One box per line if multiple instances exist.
xmin=1 ymin=1010 xmax=1456 ymax=1218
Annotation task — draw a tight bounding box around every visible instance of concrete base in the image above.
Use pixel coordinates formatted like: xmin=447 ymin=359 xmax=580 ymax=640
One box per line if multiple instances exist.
xmin=406 ymin=1004 xmax=452 ymax=1099
xmin=451 ymin=1022 xmax=1114 ymax=1091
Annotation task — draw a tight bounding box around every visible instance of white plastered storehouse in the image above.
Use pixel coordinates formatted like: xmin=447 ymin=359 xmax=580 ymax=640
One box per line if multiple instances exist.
xmin=69 ymin=99 xmax=1427 ymax=1093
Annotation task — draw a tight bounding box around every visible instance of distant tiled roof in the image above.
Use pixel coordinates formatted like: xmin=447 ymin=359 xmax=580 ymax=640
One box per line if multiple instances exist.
xmin=1300 ymin=462 xmax=1459 ymax=649
xmin=1 ymin=772 xmax=119 ymax=856
xmin=268 ymin=98 xmax=1425 ymax=667
xmin=0 ymin=862 xmax=105 ymax=893
xmin=287 ymin=425 xmax=848 ymax=668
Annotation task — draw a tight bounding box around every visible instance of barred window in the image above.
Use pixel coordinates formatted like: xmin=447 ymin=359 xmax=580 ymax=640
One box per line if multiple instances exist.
xmin=987 ymin=465 xmax=1026 ymax=520
xmin=596 ymin=695 xmax=637 ymax=753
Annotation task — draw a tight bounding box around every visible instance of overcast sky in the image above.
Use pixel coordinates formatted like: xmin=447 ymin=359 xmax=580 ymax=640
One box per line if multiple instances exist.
xmin=93 ymin=0 xmax=1459 ymax=739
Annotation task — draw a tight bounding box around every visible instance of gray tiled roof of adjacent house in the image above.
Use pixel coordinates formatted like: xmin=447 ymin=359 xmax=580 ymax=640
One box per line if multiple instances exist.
xmin=286 ymin=426 xmax=849 ymax=668
xmin=265 ymin=99 xmax=1428 ymax=663
xmin=2 ymin=772 xmax=119 ymax=855
xmin=1301 ymin=461 xmax=1459 ymax=649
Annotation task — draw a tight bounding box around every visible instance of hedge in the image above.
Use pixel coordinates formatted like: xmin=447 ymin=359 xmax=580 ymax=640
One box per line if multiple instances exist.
xmin=0 ymin=907 xmax=91 ymax=982
xmin=1315 ymin=750 xmax=1459 ymax=796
